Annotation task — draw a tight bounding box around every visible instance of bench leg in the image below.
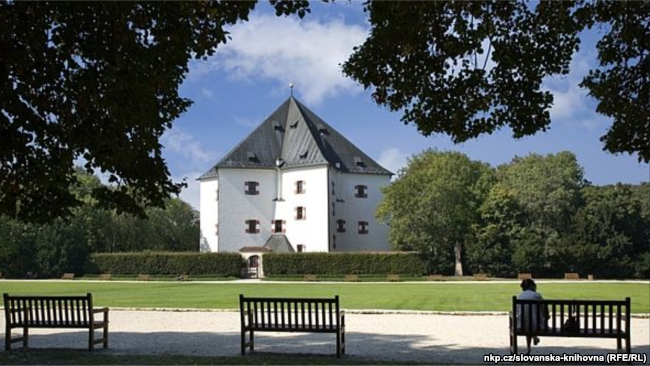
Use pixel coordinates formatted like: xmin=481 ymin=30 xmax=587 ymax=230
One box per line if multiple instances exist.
xmin=341 ymin=315 xmax=346 ymax=355
xmin=250 ymin=330 xmax=254 ymax=352
xmin=103 ymin=322 xmax=109 ymax=349
xmin=617 ymin=337 xmax=622 ymax=352
xmin=5 ymin=328 xmax=10 ymax=351
xmin=23 ymin=327 xmax=28 ymax=348
xmin=89 ymin=327 xmax=95 ymax=351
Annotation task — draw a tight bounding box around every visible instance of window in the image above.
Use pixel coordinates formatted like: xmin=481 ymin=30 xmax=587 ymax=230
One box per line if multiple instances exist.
xmin=331 ymin=181 xmax=335 ymax=195
xmin=295 ymin=206 xmax=306 ymax=220
xmin=245 ymin=220 xmax=260 ymax=234
xmin=358 ymin=221 xmax=369 ymax=235
xmin=297 ymin=244 xmax=305 ymax=252
xmin=332 ymin=235 xmax=336 ymax=250
xmin=336 ymin=219 xmax=346 ymax=233
xmin=215 ymin=189 xmax=219 ymax=201
xmin=332 ymin=202 xmax=335 ymax=216
xmin=271 ymin=220 xmax=286 ymax=234
xmin=295 ymin=180 xmax=306 ymax=194
xmin=245 ymin=181 xmax=259 ymax=195
xmin=215 ymin=223 xmax=219 ymax=236
xmin=355 ymin=185 xmax=368 ymax=198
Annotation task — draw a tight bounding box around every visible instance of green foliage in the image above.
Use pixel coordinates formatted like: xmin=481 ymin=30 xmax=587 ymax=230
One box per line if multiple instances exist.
xmin=0 ymin=169 xmax=201 ymax=278
xmin=87 ymin=252 xmax=242 ymax=276
xmin=263 ymin=252 xmax=426 ymax=276
xmin=342 ymin=1 xmax=650 ymax=162
xmin=0 ymin=1 xmax=312 ymax=223
xmin=378 ymin=150 xmax=649 ymax=279
xmin=376 ymin=149 xmax=495 ymax=275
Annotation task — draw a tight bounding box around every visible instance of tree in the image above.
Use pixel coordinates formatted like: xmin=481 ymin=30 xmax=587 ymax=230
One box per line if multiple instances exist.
xmin=497 ymin=151 xmax=585 ymax=234
xmin=495 ymin=152 xmax=585 ymax=276
xmin=561 ymin=184 xmax=649 ymax=278
xmin=0 ymin=1 xmax=311 ymax=223
xmin=342 ymin=1 xmax=650 ymax=162
xmin=466 ymin=184 xmax=525 ymax=277
xmin=376 ymin=150 xmax=494 ymax=275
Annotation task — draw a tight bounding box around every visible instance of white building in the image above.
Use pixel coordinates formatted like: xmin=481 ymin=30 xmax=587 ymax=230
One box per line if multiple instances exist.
xmin=198 ymin=97 xmax=392 ymax=275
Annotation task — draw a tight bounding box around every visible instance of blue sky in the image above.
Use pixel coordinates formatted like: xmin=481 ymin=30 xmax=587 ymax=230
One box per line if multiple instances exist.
xmin=161 ymin=2 xmax=649 ymax=209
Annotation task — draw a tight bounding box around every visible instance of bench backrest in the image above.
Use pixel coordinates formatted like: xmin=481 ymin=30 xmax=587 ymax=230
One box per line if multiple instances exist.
xmin=240 ymin=295 xmax=341 ymax=331
xmin=512 ymin=297 xmax=631 ymax=334
xmin=3 ymin=293 xmax=94 ymax=327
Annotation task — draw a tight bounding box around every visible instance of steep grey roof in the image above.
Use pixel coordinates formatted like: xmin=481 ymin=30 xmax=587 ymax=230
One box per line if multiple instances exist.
xmin=198 ymin=97 xmax=392 ymax=180
xmin=263 ymin=234 xmax=295 ymax=253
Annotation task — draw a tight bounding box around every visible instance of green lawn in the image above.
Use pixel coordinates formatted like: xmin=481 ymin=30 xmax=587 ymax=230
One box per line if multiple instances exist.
xmin=1 ymin=280 xmax=648 ymax=313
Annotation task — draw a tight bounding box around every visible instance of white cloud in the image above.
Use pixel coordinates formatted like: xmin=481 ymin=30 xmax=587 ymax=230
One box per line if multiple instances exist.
xmin=161 ymin=127 xmax=217 ymax=165
xmin=543 ymin=51 xmax=604 ymax=127
xmin=176 ymin=171 xmax=203 ymax=210
xmin=377 ymin=147 xmax=409 ymax=177
xmin=190 ymin=14 xmax=368 ymax=105
xmin=201 ymin=88 xmax=214 ymax=99
xmin=234 ymin=116 xmax=262 ymax=128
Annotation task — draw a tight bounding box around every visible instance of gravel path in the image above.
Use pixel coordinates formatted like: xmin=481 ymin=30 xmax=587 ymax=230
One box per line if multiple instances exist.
xmin=2 ymin=310 xmax=648 ymax=364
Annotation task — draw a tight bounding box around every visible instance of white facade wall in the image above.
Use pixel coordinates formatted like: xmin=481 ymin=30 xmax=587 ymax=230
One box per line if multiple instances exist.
xmin=200 ymin=165 xmax=390 ymax=253
xmin=330 ymin=170 xmax=391 ymax=252
xmin=216 ymin=168 xmax=276 ymax=252
xmin=199 ymin=178 xmax=219 ymax=252
xmin=278 ymin=165 xmax=330 ymax=252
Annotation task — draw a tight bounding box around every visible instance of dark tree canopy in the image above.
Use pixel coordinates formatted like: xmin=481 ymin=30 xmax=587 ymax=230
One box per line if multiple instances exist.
xmin=342 ymin=1 xmax=650 ymax=162
xmin=0 ymin=1 xmax=309 ymax=223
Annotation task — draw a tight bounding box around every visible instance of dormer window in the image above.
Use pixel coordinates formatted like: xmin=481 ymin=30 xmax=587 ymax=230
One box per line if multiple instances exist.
xmin=295 ymin=180 xmax=306 ymax=194
xmin=355 ymin=185 xmax=368 ymax=198
xmin=317 ymin=124 xmax=328 ymax=135
xmin=299 ymin=150 xmax=308 ymax=159
xmin=354 ymin=156 xmax=366 ymax=168
xmin=272 ymin=121 xmax=283 ymax=131
xmin=247 ymin=151 xmax=258 ymax=162
xmin=245 ymin=181 xmax=259 ymax=195
xmin=290 ymin=120 xmax=299 ymax=129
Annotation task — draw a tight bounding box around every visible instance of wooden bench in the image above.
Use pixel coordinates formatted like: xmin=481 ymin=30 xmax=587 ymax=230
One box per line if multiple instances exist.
xmin=344 ymin=274 xmax=359 ymax=282
xmin=303 ymin=274 xmax=317 ymax=282
xmin=473 ymin=273 xmax=488 ymax=281
xmin=239 ymin=295 xmax=345 ymax=358
xmin=137 ymin=274 xmax=150 ymax=281
xmin=99 ymin=274 xmax=112 ymax=281
xmin=3 ymin=293 xmax=109 ymax=351
xmin=509 ymin=297 xmax=630 ymax=354
xmin=517 ymin=273 xmax=532 ymax=280
xmin=61 ymin=273 xmax=75 ymax=280
xmin=564 ymin=272 xmax=580 ymax=280
xmin=428 ymin=274 xmax=444 ymax=281
xmin=177 ymin=274 xmax=189 ymax=281
xmin=387 ymin=274 xmax=400 ymax=282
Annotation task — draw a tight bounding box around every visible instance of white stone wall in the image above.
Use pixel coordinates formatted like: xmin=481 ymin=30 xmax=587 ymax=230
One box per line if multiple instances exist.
xmin=278 ymin=165 xmax=330 ymax=252
xmin=199 ymin=178 xmax=219 ymax=252
xmin=216 ymin=168 xmax=277 ymax=252
xmin=200 ymin=165 xmax=391 ymax=253
xmin=330 ymin=170 xmax=391 ymax=252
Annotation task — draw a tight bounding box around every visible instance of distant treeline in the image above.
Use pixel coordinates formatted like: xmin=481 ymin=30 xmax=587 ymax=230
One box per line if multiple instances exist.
xmin=0 ymin=169 xmax=199 ymax=278
xmin=379 ymin=150 xmax=650 ymax=279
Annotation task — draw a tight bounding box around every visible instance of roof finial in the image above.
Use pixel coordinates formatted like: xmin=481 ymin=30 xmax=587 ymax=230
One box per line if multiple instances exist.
xmin=289 ymin=81 xmax=294 ymax=97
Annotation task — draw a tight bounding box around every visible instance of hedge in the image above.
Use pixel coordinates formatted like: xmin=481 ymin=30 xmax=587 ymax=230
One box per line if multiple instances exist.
xmin=263 ymin=252 xmax=426 ymax=276
xmin=86 ymin=252 xmax=242 ymax=276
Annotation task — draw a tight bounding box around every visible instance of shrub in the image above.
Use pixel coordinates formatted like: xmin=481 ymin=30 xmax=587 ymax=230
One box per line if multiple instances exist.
xmin=264 ymin=252 xmax=426 ymax=276
xmin=87 ymin=252 xmax=242 ymax=276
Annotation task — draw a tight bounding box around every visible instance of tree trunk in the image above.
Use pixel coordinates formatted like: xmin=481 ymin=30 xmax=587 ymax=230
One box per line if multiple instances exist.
xmin=454 ymin=242 xmax=463 ymax=276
